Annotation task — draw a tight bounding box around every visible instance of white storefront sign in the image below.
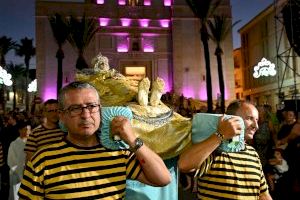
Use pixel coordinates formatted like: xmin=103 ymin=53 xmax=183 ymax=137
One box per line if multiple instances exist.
xmin=253 ymin=58 xmax=277 ymax=78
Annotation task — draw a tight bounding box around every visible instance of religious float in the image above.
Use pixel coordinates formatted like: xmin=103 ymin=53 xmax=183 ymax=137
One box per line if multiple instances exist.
xmin=74 ymin=53 xmax=245 ymax=200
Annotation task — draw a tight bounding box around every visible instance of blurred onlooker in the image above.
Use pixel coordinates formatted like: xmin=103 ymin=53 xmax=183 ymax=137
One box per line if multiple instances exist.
xmin=266 ymin=148 xmax=289 ymax=193
xmin=253 ymin=105 xmax=276 ymax=169
xmin=24 ymin=99 xmax=65 ymax=162
xmin=0 ymin=113 xmax=19 ymax=199
xmin=7 ymin=121 xmax=31 ymax=200
xmin=0 ymin=142 xmax=4 ymax=192
xmin=276 ymin=109 xmax=300 ymax=198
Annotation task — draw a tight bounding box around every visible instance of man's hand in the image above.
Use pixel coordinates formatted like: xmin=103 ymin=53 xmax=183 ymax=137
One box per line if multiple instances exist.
xmin=217 ymin=115 xmax=243 ymax=140
xmin=111 ymin=116 xmax=136 ymax=146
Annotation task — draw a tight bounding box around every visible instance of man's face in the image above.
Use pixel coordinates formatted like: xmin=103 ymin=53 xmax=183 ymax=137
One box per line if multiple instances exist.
xmin=59 ymin=88 xmax=101 ymax=138
xmin=44 ymin=103 xmax=59 ymax=124
xmin=286 ymin=111 xmax=296 ymax=124
xmin=235 ymin=104 xmax=259 ymax=141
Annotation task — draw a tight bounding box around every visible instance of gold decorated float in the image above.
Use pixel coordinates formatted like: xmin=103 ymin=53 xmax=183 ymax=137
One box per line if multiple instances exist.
xmin=75 ymin=53 xmax=192 ymax=159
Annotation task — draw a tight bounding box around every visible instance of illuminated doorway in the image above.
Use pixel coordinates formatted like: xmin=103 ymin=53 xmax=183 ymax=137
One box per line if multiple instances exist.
xmin=124 ymin=66 xmax=146 ymax=86
xmin=120 ymin=60 xmax=152 ymax=86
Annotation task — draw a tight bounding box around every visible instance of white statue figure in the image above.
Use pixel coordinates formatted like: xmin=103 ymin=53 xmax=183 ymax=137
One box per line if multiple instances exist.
xmin=138 ymin=77 xmax=150 ymax=106
xmin=150 ymin=77 xmax=165 ymax=107
xmin=91 ymin=53 xmax=110 ymax=71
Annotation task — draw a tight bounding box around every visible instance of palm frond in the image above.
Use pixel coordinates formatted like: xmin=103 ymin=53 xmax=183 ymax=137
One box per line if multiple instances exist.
xmin=67 ymin=14 xmax=98 ymax=53
xmin=48 ymin=13 xmax=70 ymax=46
xmin=15 ymin=37 xmax=35 ymax=58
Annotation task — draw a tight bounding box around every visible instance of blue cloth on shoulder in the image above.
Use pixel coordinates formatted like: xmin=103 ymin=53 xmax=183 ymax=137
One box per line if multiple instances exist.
xmin=99 ymin=106 xmax=132 ymax=150
xmin=192 ymin=113 xmax=245 ymax=152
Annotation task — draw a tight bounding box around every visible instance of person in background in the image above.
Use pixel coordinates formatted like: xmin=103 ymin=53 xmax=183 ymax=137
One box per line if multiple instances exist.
xmin=0 ymin=113 xmax=19 ymax=199
xmin=266 ymin=148 xmax=289 ymax=196
xmin=253 ymin=105 xmax=276 ymax=170
xmin=178 ymin=100 xmax=272 ymax=200
xmin=18 ymin=81 xmax=171 ymax=199
xmin=0 ymin=142 xmax=4 ymax=192
xmin=24 ymin=99 xmax=65 ymax=162
xmin=7 ymin=121 xmax=31 ymax=200
xmin=276 ymin=109 xmax=300 ymax=199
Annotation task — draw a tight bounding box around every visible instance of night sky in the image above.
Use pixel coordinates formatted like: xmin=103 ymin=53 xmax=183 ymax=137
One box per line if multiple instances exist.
xmin=0 ymin=0 xmax=273 ymax=67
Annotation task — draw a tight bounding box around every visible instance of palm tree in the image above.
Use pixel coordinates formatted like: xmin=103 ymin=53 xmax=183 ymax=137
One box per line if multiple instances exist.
xmin=49 ymin=13 xmax=70 ymax=96
xmin=208 ymin=16 xmax=240 ymax=113
xmin=0 ymin=36 xmax=16 ymax=67
xmin=0 ymin=36 xmax=16 ymax=112
xmin=15 ymin=37 xmax=36 ymax=112
xmin=186 ymin=0 xmax=221 ymax=113
xmin=67 ymin=14 xmax=98 ymax=70
xmin=6 ymin=62 xmax=26 ymax=109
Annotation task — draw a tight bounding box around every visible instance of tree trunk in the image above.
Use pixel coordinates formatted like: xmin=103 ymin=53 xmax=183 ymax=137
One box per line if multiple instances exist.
xmin=25 ymin=57 xmax=30 ymax=112
xmin=201 ymin=27 xmax=213 ymax=113
xmin=56 ymin=47 xmax=64 ymax=97
xmin=13 ymin=83 xmax=17 ymax=110
xmin=215 ymin=47 xmax=225 ymax=113
xmin=76 ymin=52 xmax=88 ymax=70
xmin=0 ymin=60 xmax=7 ymax=113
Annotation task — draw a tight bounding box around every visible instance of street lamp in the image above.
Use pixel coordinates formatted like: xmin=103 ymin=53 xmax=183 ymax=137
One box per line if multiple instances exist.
xmin=28 ymin=79 xmax=37 ymax=92
xmin=0 ymin=65 xmax=13 ymax=113
xmin=0 ymin=66 xmax=13 ymax=86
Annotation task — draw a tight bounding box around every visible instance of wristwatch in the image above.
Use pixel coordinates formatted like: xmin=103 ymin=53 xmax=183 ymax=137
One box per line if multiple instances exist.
xmin=130 ymin=137 xmax=144 ymax=152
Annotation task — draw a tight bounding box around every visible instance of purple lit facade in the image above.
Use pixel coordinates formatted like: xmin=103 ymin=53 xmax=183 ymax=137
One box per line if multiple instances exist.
xmin=139 ymin=19 xmax=150 ymax=27
xmin=36 ymin=0 xmax=235 ymax=106
xmin=96 ymin=0 xmax=104 ymax=4
xmin=118 ymin=0 xmax=126 ymax=5
xmin=142 ymin=37 xmax=154 ymax=52
xmin=120 ymin=18 xmax=131 ymax=26
xmin=159 ymin=19 xmax=170 ymax=28
xmin=99 ymin=18 xmax=109 ymax=26
xmin=164 ymin=0 xmax=172 ymax=6
xmin=144 ymin=0 xmax=151 ymax=6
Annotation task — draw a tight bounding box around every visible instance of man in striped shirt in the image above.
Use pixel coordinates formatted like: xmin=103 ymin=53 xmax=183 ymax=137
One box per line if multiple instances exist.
xmin=24 ymin=99 xmax=65 ymax=162
xmin=179 ymin=100 xmax=272 ymax=200
xmin=19 ymin=81 xmax=171 ymax=199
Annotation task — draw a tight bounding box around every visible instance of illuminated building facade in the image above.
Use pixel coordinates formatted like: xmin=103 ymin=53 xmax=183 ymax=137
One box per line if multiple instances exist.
xmin=36 ymin=0 xmax=235 ymax=106
xmin=239 ymin=0 xmax=300 ymax=110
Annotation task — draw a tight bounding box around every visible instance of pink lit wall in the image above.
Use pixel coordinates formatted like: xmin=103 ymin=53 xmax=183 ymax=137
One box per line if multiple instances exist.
xmin=118 ymin=0 xmax=126 ymax=5
xmin=157 ymin=59 xmax=171 ymax=93
xmin=142 ymin=37 xmax=154 ymax=52
xmin=159 ymin=19 xmax=170 ymax=28
xmin=96 ymin=0 xmax=104 ymax=4
xmin=181 ymin=86 xmax=229 ymax=100
xmin=139 ymin=19 xmax=150 ymax=27
xmin=42 ymin=85 xmax=57 ymax=101
xmin=144 ymin=0 xmax=151 ymax=6
xmin=120 ymin=18 xmax=131 ymax=27
xmin=164 ymin=0 xmax=172 ymax=6
xmin=99 ymin=18 xmax=109 ymax=26
xmin=117 ymin=36 xmax=129 ymax=52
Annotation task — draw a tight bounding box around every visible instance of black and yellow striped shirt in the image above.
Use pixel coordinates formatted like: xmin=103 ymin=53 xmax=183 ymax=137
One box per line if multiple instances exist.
xmin=24 ymin=125 xmax=65 ymax=154
xmin=196 ymin=144 xmax=269 ymax=200
xmin=19 ymin=139 xmax=142 ymax=199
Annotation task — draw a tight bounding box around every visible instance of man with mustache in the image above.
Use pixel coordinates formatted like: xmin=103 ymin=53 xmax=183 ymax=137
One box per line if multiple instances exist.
xmin=179 ymin=100 xmax=272 ymax=200
xmin=18 ymin=81 xmax=171 ymax=199
xmin=24 ymin=99 xmax=65 ymax=161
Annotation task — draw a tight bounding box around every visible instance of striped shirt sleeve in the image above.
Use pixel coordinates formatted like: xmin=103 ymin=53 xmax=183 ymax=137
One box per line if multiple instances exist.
xmin=125 ymin=151 xmax=142 ymax=180
xmin=18 ymin=159 xmax=44 ymax=199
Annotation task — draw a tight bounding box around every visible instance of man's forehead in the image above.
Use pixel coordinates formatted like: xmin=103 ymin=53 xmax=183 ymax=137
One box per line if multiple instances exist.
xmin=237 ymin=104 xmax=257 ymax=116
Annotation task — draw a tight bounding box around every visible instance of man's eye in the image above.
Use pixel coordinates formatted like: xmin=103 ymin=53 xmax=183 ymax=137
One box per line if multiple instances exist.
xmin=70 ymin=107 xmax=81 ymax=111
